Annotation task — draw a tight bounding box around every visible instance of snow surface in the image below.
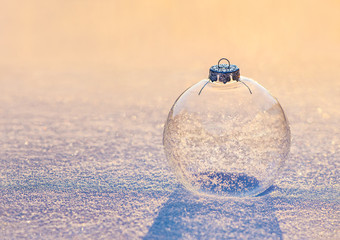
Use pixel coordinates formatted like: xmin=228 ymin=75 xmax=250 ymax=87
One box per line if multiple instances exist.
xmin=0 ymin=68 xmax=338 ymax=239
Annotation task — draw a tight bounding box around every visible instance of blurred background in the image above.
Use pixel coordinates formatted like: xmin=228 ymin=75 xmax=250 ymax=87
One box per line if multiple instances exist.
xmin=0 ymin=0 xmax=339 ymax=239
xmin=1 ymin=0 xmax=339 ymax=116
xmin=1 ymin=0 xmax=339 ymax=112
xmin=1 ymin=0 xmax=339 ymax=76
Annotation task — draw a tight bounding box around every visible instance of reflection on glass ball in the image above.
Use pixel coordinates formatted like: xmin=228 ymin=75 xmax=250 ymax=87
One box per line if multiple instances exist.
xmin=163 ymin=78 xmax=290 ymax=197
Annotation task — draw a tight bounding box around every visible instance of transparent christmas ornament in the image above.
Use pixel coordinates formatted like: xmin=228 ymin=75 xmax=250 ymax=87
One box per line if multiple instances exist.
xmin=163 ymin=58 xmax=290 ymax=197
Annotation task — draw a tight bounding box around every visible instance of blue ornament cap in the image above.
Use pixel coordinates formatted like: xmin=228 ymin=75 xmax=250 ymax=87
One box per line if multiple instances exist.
xmin=209 ymin=63 xmax=240 ymax=83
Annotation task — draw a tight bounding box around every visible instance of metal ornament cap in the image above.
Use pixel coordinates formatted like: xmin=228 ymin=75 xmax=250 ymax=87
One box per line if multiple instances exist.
xmin=209 ymin=59 xmax=240 ymax=83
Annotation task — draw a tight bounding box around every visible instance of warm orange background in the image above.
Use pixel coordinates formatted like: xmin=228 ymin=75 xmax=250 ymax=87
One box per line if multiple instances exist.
xmin=0 ymin=0 xmax=339 ymax=119
xmin=1 ymin=0 xmax=339 ymax=71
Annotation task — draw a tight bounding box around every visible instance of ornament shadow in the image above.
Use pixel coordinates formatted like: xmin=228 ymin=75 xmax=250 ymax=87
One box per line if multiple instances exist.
xmin=143 ymin=186 xmax=282 ymax=240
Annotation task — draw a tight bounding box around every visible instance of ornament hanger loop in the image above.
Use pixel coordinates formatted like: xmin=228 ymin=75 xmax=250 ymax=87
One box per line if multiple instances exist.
xmin=218 ymin=58 xmax=231 ymax=69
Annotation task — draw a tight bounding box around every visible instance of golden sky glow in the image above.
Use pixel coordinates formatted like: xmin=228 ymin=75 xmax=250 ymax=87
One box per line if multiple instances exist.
xmin=0 ymin=0 xmax=339 ymax=74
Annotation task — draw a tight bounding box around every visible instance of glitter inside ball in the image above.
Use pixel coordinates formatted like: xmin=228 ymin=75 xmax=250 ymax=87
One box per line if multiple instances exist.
xmin=163 ymin=62 xmax=290 ymax=197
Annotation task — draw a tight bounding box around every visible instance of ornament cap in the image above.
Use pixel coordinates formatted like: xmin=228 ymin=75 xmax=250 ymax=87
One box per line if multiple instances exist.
xmin=209 ymin=58 xmax=240 ymax=83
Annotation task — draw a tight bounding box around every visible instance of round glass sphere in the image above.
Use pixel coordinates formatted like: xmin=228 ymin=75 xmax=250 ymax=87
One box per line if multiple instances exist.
xmin=163 ymin=77 xmax=290 ymax=197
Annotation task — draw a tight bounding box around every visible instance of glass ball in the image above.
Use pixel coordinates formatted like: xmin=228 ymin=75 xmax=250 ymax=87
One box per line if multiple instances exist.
xmin=163 ymin=77 xmax=290 ymax=197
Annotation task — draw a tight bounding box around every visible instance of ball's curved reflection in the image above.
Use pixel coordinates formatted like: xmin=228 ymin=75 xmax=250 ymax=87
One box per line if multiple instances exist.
xmin=163 ymin=78 xmax=291 ymax=197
